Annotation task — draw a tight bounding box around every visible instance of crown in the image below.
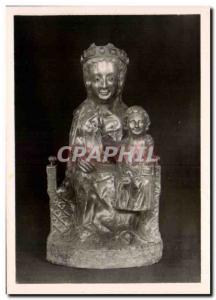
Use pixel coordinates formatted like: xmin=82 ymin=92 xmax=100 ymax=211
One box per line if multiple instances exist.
xmin=81 ymin=43 xmax=129 ymax=65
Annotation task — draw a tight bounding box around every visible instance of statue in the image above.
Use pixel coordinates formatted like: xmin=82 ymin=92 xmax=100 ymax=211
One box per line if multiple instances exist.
xmin=46 ymin=43 xmax=163 ymax=268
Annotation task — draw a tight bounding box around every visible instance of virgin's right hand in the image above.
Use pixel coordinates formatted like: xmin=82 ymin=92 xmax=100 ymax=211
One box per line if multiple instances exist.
xmin=77 ymin=159 xmax=95 ymax=173
xmin=120 ymin=176 xmax=131 ymax=185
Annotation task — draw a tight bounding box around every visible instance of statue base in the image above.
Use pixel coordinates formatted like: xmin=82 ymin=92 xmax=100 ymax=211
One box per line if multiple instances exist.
xmin=47 ymin=231 xmax=163 ymax=269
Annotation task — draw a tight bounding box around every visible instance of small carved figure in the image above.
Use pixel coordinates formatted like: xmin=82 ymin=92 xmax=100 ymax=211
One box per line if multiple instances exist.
xmin=115 ymin=106 xmax=156 ymax=212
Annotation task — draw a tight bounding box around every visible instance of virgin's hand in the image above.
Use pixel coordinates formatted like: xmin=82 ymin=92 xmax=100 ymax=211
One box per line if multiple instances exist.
xmin=77 ymin=159 xmax=95 ymax=173
xmin=120 ymin=176 xmax=131 ymax=185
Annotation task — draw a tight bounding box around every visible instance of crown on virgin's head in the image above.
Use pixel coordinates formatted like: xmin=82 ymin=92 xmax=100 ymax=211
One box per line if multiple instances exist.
xmin=80 ymin=43 xmax=129 ymax=65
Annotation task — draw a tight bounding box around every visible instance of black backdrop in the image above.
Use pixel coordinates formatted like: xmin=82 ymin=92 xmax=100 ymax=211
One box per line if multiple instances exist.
xmin=15 ymin=15 xmax=200 ymax=283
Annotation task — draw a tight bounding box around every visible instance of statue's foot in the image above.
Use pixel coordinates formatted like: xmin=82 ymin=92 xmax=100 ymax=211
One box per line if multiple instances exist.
xmin=77 ymin=225 xmax=96 ymax=242
xmin=117 ymin=230 xmax=134 ymax=245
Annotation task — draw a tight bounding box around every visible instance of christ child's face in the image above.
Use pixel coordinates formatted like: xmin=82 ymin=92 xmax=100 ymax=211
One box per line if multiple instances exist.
xmin=88 ymin=59 xmax=118 ymax=102
xmin=128 ymin=113 xmax=146 ymax=136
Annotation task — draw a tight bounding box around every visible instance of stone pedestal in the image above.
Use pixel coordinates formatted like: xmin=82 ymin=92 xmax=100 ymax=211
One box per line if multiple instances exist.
xmin=47 ymin=231 xmax=163 ymax=269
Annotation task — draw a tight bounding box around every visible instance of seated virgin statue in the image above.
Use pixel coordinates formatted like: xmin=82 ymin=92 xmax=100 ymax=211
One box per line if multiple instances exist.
xmin=46 ymin=43 xmax=163 ymax=268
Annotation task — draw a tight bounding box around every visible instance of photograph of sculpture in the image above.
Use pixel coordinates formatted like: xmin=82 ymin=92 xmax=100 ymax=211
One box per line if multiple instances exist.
xmin=7 ymin=6 xmax=210 ymax=295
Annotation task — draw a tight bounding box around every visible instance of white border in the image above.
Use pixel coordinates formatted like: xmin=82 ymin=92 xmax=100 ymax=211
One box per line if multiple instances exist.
xmin=6 ymin=6 xmax=210 ymax=295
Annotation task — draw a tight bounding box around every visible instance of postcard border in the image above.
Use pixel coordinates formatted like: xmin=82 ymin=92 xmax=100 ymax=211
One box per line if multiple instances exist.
xmin=6 ymin=5 xmax=211 ymax=295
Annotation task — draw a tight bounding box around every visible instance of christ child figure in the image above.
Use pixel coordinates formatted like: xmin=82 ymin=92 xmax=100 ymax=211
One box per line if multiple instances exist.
xmin=116 ymin=106 xmax=158 ymax=212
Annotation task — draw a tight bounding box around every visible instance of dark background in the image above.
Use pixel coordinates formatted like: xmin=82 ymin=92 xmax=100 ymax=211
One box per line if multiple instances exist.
xmin=15 ymin=15 xmax=200 ymax=283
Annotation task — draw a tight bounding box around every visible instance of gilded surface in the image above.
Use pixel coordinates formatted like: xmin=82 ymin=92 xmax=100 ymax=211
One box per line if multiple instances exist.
xmin=46 ymin=44 xmax=163 ymax=268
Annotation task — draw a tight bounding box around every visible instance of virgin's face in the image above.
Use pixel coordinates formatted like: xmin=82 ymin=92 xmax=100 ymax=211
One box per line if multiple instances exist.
xmin=88 ymin=59 xmax=118 ymax=102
